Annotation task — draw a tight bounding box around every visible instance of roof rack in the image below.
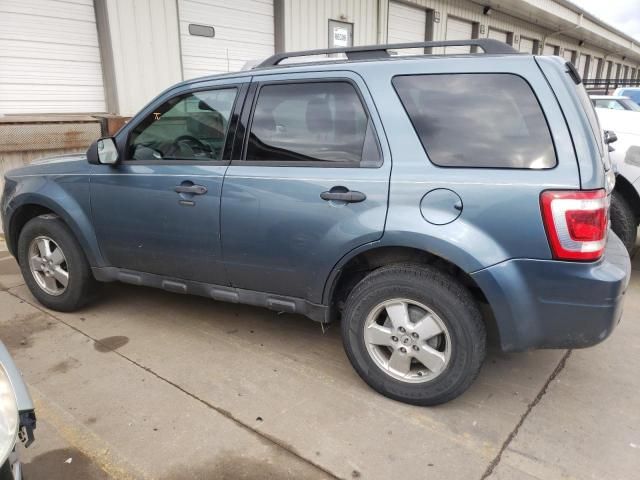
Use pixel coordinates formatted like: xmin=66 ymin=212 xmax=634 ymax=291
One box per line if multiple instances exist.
xmin=256 ymin=39 xmax=519 ymax=68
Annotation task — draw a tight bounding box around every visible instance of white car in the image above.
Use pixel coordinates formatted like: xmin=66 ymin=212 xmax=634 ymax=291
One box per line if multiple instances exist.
xmin=613 ymin=87 xmax=640 ymax=106
xmin=592 ymin=95 xmax=640 ymax=252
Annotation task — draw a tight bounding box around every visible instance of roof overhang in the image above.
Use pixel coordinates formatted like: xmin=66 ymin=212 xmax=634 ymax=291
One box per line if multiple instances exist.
xmin=476 ymin=0 xmax=640 ymax=62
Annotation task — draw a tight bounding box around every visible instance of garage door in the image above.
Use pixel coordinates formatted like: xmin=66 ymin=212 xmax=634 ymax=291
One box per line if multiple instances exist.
xmin=178 ymin=0 xmax=274 ymax=79
xmin=543 ymin=43 xmax=558 ymax=55
xmin=0 ymin=0 xmax=105 ymax=114
xmin=520 ymin=37 xmax=535 ymax=53
xmin=563 ymin=49 xmax=575 ymax=63
xmin=388 ymin=1 xmax=426 ymax=55
xmin=577 ymin=54 xmax=588 ymax=77
xmin=446 ymin=17 xmax=474 ymax=53
xmin=588 ymin=58 xmax=601 ymax=79
xmin=488 ymin=28 xmax=508 ymax=44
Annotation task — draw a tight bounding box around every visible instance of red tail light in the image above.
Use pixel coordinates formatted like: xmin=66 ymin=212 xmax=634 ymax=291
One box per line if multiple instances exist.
xmin=540 ymin=189 xmax=608 ymax=261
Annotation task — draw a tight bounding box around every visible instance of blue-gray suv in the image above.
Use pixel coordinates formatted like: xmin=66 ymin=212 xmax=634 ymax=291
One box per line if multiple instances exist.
xmin=1 ymin=40 xmax=631 ymax=405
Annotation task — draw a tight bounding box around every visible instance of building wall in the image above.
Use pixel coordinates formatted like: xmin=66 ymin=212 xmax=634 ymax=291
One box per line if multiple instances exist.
xmin=282 ymin=0 xmax=380 ymax=50
xmin=100 ymin=0 xmax=183 ymax=116
xmin=2 ymin=0 xmax=640 ymax=119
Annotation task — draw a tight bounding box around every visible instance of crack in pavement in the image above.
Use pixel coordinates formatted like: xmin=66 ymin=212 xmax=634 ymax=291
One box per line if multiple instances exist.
xmin=479 ymin=349 xmax=573 ymax=480
xmin=6 ymin=289 xmax=342 ymax=480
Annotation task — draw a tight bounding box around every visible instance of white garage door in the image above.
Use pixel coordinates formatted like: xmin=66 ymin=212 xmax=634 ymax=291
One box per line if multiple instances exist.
xmin=520 ymin=37 xmax=535 ymax=53
xmin=0 ymin=0 xmax=105 ymax=114
xmin=588 ymin=58 xmax=601 ymax=79
xmin=179 ymin=0 xmax=274 ymax=79
xmin=563 ymin=49 xmax=575 ymax=63
xmin=446 ymin=17 xmax=474 ymax=53
xmin=488 ymin=28 xmax=508 ymax=43
xmin=577 ymin=54 xmax=588 ymax=77
xmin=388 ymin=1 xmax=426 ymax=55
xmin=543 ymin=43 xmax=558 ymax=56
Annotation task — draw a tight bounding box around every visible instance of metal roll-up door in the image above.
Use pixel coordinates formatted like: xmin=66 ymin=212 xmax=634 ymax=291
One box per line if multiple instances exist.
xmin=0 ymin=0 xmax=105 ymax=114
xmin=488 ymin=28 xmax=508 ymax=44
xmin=388 ymin=2 xmax=427 ymax=55
xmin=178 ymin=0 xmax=274 ymax=79
xmin=589 ymin=58 xmax=601 ymax=79
xmin=543 ymin=44 xmax=558 ymax=56
xmin=577 ymin=54 xmax=588 ymax=77
xmin=563 ymin=49 xmax=575 ymax=63
xmin=520 ymin=37 xmax=535 ymax=53
xmin=446 ymin=17 xmax=474 ymax=53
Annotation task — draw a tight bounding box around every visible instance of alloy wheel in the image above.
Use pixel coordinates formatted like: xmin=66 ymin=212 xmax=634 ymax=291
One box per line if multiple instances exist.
xmin=364 ymin=298 xmax=452 ymax=383
xmin=28 ymin=236 xmax=69 ymax=296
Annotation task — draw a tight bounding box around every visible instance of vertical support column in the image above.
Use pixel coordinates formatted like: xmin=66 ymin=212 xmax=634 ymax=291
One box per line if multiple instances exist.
xmin=93 ymin=0 xmax=119 ymax=114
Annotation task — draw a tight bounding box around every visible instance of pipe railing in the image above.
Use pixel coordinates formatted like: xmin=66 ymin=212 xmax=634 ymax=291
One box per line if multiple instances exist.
xmin=582 ymin=77 xmax=640 ymax=94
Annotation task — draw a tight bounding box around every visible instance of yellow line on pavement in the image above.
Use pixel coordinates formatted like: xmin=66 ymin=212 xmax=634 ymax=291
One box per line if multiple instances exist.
xmin=29 ymin=386 xmax=145 ymax=480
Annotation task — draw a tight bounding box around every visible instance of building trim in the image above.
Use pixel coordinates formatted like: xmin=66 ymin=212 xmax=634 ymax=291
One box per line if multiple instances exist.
xmin=94 ymin=0 xmax=119 ymax=114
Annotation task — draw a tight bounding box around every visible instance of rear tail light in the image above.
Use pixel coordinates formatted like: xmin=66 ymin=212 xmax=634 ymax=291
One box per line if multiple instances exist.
xmin=540 ymin=189 xmax=608 ymax=261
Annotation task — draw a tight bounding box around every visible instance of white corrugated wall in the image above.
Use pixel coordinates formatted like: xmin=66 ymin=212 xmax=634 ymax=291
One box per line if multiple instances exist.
xmin=103 ymin=0 xmax=183 ymax=116
xmin=0 ymin=0 xmax=105 ymax=114
xmin=283 ymin=0 xmax=379 ymax=50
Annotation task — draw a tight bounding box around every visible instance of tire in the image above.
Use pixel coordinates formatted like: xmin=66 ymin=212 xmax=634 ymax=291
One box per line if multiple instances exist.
xmin=17 ymin=214 xmax=98 ymax=312
xmin=610 ymin=191 xmax=638 ymax=255
xmin=341 ymin=264 xmax=486 ymax=406
xmin=0 ymin=460 xmax=12 ymax=480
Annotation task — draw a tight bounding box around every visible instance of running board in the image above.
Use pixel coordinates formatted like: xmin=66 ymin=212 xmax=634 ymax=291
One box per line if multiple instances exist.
xmin=92 ymin=267 xmax=329 ymax=323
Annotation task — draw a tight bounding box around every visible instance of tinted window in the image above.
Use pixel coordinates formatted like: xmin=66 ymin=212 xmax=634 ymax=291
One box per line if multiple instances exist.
xmin=392 ymin=74 xmax=556 ymax=169
xmin=246 ymin=82 xmax=379 ymax=165
xmin=574 ymin=83 xmax=604 ymax=157
xmin=128 ymin=88 xmax=237 ymax=161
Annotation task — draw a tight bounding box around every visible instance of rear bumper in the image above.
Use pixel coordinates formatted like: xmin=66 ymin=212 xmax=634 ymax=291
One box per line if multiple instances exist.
xmin=471 ymin=233 xmax=631 ymax=351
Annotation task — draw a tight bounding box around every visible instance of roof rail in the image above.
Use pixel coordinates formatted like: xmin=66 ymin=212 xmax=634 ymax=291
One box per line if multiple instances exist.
xmin=256 ymin=39 xmax=519 ymax=68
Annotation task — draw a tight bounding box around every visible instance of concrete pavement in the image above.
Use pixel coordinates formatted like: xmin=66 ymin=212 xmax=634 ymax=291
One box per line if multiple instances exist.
xmin=0 ymin=243 xmax=638 ymax=479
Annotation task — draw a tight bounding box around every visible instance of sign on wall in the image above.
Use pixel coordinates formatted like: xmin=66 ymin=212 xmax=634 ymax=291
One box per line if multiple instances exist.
xmin=329 ymin=20 xmax=353 ymax=48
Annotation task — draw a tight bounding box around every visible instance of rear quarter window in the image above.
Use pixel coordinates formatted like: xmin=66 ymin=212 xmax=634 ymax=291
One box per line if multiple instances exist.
xmin=392 ymin=73 xmax=557 ymax=169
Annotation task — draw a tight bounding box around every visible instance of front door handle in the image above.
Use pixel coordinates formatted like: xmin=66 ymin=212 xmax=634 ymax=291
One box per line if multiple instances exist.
xmin=320 ymin=187 xmax=366 ymax=203
xmin=175 ymin=184 xmax=207 ymax=195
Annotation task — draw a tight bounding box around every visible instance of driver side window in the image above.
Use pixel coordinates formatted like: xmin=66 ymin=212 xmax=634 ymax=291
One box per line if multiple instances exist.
xmin=128 ymin=88 xmax=237 ymax=161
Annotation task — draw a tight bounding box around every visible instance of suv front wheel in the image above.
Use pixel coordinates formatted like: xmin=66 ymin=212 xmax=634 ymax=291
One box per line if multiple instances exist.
xmin=341 ymin=264 xmax=486 ymax=406
xmin=18 ymin=215 xmax=97 ymax=312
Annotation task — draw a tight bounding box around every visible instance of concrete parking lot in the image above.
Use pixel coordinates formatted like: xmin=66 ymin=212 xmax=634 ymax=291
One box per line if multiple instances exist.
xmin=0 ymin=239 xmax=638 ymax=480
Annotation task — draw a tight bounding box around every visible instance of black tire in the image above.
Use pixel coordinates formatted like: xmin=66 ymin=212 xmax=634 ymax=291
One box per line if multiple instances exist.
xmin=341 ymin=264 xmax=486 ymax=406
xmin=17 ymin=214 xmax=98 ymax=311
xmin=610 ymin=191 xmax=638 ymax=255
xmin=0 ymin=459 xmax=12 ymax=480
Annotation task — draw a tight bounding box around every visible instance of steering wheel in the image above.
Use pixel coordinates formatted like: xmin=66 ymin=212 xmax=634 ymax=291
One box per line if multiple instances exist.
xmin=173 ymin=135 xmax=211 ymax=156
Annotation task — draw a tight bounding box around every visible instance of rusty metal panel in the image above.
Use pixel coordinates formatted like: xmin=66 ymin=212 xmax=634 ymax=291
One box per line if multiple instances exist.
xmin=0 ymin=120 xmax=101 ymax=153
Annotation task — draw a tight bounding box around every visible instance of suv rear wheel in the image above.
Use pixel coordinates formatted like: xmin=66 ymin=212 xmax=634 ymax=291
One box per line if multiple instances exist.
xmin=341 ymin=264 xmax=486 ymax=405
xmin=18 ymin=215 xmax=97 ymax=311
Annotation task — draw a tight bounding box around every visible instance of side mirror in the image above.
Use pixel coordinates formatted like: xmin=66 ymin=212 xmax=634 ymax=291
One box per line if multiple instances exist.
xmin=87 ymin=137 xmax=119 ymax=165
xmin=604 ymin=130 xmax=618 ymax=145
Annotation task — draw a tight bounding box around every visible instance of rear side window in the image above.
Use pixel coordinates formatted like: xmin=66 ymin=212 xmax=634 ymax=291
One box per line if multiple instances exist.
xmin=246 ymin=82 xmax=381 ymax=166
xmin=392 ymin=74 xmax=556 ymax=169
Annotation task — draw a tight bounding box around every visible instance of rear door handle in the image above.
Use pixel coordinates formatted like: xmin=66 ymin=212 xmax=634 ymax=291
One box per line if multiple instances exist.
xmin=175 ymin=184 xmax=207 ymax=195
xmin=320 ymin=187 xmax=366 ymax=203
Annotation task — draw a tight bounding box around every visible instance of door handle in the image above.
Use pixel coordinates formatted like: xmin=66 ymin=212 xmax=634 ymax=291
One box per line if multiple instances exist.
xmin=175 ymin=184 xmax=207 ymax=195
xmin=320 ymin=187 xmax=366 ymax=203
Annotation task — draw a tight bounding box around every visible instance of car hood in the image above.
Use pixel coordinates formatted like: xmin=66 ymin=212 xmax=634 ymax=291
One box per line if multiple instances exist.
xmin=5 ymin=153 xmax=91 ymax=178
xmin=595 ymin=109 xmax=640 ymax=136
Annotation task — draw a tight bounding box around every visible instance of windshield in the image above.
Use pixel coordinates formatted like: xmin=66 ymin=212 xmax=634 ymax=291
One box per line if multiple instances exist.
xmin=620 ymin=98 xmax=640 ymax=111
xmin=620 ymin=89 xmax=640 ymax=104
